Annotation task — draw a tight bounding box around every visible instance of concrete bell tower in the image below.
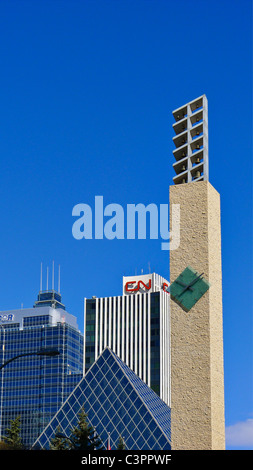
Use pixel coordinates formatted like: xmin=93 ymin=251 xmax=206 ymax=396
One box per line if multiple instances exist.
xmin=169 ymin=95 xmax=225 ymax=449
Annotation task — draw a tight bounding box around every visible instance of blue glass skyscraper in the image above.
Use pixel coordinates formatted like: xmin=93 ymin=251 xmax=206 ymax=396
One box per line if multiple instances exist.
xmin=0 ymin=289 xmax=83 ymax=448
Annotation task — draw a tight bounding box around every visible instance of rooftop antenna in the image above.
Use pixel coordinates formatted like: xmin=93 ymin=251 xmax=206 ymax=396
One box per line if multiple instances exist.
xmin=148 ymin=262 xmax=151 ymax=274
xmin=46 ymin=267 xmax=49 ymax=291
xmin=58 ymin=265 xmax=61 ymax=293
xmin=52 ymin=260 xmax=54 ymax=291
xmin=40 ymin=262 xmax=43 ymax=292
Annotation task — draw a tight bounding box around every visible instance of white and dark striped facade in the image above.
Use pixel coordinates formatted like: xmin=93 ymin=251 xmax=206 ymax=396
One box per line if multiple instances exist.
xmin=84 ymin=273 xmax=171 ymax=406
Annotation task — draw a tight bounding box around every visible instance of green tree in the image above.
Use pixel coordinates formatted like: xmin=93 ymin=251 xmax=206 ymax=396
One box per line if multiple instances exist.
xmin=117 ymin=435 xmax=126 ymax=450
xmin=50 ymin=426 xmax=69 ymax=450
xmin=3 ymin=416 xmax=23 ymax=449
xmin=69 ymin=408 xmax=101 ymax=450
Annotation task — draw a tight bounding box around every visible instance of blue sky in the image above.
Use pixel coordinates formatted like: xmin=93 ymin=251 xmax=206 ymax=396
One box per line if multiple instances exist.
xmin=0 ymin=0 xmax=252 ymax=450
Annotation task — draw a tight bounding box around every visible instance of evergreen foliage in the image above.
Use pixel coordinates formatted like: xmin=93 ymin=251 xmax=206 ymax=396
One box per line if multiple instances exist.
xmin=69 ymin=408 xmax=102 ymax=450
xmin=49 ymin=408 xmax=102 ymax=450
xmin=3 ymin=416 xmax=23 ymax=449
xmin=49 ymin=425 xmax=69 ymax=450
xmin=117 ymin=435 xmax=126 ymax=450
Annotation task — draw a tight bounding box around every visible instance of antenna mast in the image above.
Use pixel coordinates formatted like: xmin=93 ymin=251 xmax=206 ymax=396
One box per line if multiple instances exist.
xmin=40 ymin=262 xmax=43 ymax=292
xmin=46 ymin=267 xmax=49 ymax=291
xmin=52 ymin=260 xmax=54 ymax=291
xmin=58 ymin=265 xmax=61 ymax=293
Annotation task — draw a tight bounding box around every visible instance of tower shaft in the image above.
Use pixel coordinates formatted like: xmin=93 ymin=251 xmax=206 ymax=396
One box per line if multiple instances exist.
xmin=170 ymin=181 xmax=225 ymax=449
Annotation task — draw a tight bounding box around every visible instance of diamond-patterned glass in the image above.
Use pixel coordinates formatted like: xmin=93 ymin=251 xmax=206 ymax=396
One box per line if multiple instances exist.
xmin=33 ymin=347 xmax=171 ymax=450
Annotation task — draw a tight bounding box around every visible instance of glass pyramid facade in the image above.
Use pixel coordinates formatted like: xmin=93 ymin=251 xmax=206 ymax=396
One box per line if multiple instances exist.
xmin=33 ymin=347 xmax=171 ymax=450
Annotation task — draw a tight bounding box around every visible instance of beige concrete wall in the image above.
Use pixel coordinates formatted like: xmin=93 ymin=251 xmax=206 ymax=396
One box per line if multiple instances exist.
xmin=169 ymin=181 xmax=225 ymax=450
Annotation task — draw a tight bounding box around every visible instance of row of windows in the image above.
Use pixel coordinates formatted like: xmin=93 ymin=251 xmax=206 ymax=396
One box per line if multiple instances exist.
xmin=0 ymin=323 xmax=83 ymax=340
xmin=3 ymin=372 xmax=80 ymax=386
xmin=0 ymin=323 xmax=20 ymax=330
xmin=1 ymin=396 xmax=63 ymax=407
xmin=1 ymin=338 xmax=83 ymax=356
xmin=23 ymin=315 xmax=51 ymax=327
xmin=3 ymin=387 xmax=64 ymax=398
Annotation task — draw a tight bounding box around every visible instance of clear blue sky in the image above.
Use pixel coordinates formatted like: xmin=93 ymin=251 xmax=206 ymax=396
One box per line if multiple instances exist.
xmin=0 ymin=0 xmax=252 ymax=450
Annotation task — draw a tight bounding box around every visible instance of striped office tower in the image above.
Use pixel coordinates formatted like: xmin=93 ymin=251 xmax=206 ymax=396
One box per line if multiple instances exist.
xmin=84 ymin=272 xmax=171 ymax=406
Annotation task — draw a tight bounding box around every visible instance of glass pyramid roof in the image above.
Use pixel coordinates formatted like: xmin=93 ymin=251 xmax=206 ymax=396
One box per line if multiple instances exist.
xmin=33 ymin=347 xmax=171 ymax=450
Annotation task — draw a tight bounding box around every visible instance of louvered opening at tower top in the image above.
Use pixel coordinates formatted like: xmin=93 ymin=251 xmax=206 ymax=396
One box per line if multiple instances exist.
xmin=172 ymin=95 xmax=209 ymax=185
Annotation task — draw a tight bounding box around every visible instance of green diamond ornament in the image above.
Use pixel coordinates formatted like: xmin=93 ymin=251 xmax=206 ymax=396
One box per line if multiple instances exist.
xmin=170 ymin=266 xmax=210 ymax=312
